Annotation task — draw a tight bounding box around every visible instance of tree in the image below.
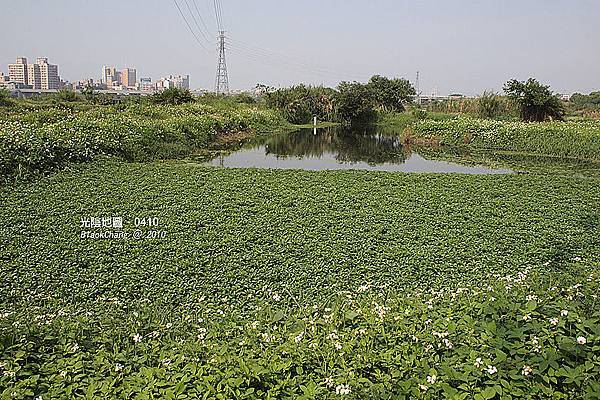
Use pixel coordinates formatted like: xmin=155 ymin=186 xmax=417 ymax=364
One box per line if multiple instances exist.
xmin=570 ymin=91 xmax=600 ymax=108
xmin=151 ymin=87 xmax=196 ymax=105
xmin=336 ymin=81 xmax=376 ymax=123
xmin=503 ymin=78 xmax=565 ymax=122
xmin=367 ymin=75 xmax=415 ymax=112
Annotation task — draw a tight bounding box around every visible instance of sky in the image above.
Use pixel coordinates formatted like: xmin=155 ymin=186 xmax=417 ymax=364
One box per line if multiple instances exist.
xmin=1 ymin=0 xmax=599 ymax=95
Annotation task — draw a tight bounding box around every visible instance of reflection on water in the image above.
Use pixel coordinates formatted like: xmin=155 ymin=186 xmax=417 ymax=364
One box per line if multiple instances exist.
xmin=208 ymin=125 xmax=513 ymax=174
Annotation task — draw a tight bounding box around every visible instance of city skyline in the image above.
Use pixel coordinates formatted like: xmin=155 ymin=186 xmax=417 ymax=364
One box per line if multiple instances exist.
xmin=1 ymin=56 xmax=191 ymax=93
xmin=1 ymin=0 xmax=600 ymax=94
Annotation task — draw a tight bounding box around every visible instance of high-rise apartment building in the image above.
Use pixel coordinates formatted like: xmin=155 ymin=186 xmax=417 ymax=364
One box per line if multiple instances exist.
xmin=102 ymin=66 xmax=119 ymax=87
xmin=171 ymin=74 xmax=190 ymax=90
xmin=139 ymin=77 xmax=154 ymax=92
xmin=27 ymin=63 xmax=41 ymax=89
xmin=121 ymin=68 xmax=136 ymax=88
xmin=28 ymin=58 xmax=60 ymax=90
xmin=8 ymin=57 xmax=28 ymax=85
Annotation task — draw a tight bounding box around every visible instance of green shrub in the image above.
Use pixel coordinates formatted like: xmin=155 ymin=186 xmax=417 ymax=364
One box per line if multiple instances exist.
xmin=151 ymin=87 xmax=196 ymax=105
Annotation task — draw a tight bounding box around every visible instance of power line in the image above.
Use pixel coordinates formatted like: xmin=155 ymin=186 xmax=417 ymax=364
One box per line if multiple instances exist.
xmin=226 ymin=41 xmax=368 ymax=82
xmin=173 ymin=0 xmax=210 ymax=52
xmin=182 ymin=0 xmax=212 ymax=44
xmin=191 ymin=0 xmax=213 ymax=38
xmin=213 ymin=0 xmax=223 ymax=30
xmin=227 ymin=38 xmax=367 ymax=80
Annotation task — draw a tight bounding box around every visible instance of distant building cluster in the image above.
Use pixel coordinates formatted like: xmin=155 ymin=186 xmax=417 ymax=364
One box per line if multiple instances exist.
xmin=1 ymin=57 xmax=60 ymax=90
xmin=100 ymin=66 xmax=189 ymax=92
xmin=1 ymin=56 xmax=190 ymax=94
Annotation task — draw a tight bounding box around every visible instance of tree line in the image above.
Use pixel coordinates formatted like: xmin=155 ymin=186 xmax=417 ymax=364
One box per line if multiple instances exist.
xmin=262 ymin=75 xmax=416 ymax=124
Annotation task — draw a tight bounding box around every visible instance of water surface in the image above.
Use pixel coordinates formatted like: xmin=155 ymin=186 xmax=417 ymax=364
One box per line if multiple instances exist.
xmin=208 ymin=126 xmax=513 ymax=174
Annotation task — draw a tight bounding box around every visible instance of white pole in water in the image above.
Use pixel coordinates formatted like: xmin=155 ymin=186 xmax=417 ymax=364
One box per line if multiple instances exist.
xmin=313 ymin=116 xmax=317 ymax=126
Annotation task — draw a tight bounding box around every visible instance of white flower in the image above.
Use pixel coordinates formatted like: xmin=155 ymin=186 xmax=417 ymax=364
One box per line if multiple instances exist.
xmin=335 ymin=384 xmax=351 ymax=395
xmin=560 ymin=310 xmax=568 ymax=317
xmin=419 ymin=384 xmax=428 ymax=393
xmin=272 ymin=293 xmax=281 ymax=301
xmin=261 ymin=332 xmax=275 ymax=342
xmin=294 ymin=332 xmax=304 ymax=343
xmin=115 ymin=363 xmax=123 ymax=372
xmin=358 ymin=284 xmax=370 ymax=293
xmin=486 ymin=365 xmax=497 ymax=375
xmin=373 ymin=303 xmax=388 ymax=320
xmin=522 ymin=314 xmax=532 ymax=322
xmin=577 ymin=336 xmax=587 ymax=345
xmin=356 ymin=328 xmax=368 ymax=336
xmin=132 ymin=333 xmax=142 ymax=343
xmin=324 ymin=376 xmax=334 ymax=388
xmin=197 ymin=327 xmax=207 ymax=341
xmin=522 ymin=365 xmax=533 ymax=376
xmin=427 ymin=375 xmax=437 ymax=384
xmin=334 ymin=342 xmax=343 ymax=350
xmin=573 ymin=256 xmax=582 ymax=262
xmin=549 ymin=317 xmax=559 ymax=326
xmin=474 ymin=357 xmax=483 ymax=368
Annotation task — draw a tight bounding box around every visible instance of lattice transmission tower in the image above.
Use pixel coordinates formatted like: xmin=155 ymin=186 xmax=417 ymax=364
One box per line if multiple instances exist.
xmin=215 ymin=30 xmax=229 ymax=94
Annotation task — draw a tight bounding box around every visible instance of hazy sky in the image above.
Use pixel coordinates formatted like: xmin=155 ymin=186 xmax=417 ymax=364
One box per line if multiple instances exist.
xmin=1 ymin=0 xmax=599 ymax=94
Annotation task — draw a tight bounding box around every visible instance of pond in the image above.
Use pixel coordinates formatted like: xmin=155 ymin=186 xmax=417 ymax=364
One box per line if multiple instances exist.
xmin=207 ymin=125 xmax=513 ymax=174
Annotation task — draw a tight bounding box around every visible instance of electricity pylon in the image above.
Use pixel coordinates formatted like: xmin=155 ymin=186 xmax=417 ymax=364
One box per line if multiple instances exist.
xmin=215 ymin=30 xmax=229 ymax=94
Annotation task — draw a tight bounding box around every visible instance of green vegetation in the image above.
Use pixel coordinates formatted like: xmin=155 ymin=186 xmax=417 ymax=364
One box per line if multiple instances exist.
xmin=1 ymin=78 xmax=600 ymax=398
xmin=409 ymin=117 xmax=600 ymax=160
xmin=1 ymin=162 xmax=599 ymax=398
xmin=336 ymin=81 xmax=377 ymax=123
xmin=0 ymin=98 xmax=285 ymax=182
xmin=265 ymin=75 xmax=416 ymax=125
xmin=504 ymin=79 xmax=566 ymax=122
xmin=366 ymin=75 xmax=415 ymax=112
xmin=151 ymin=87 xmax=196 ymax=105
xmin=570 ymin=91 xmax=600 ymax=109
xmin=0 ymin=89 xmax=11 ymax=107
xmin=265 ymin=85 xmax=337 ymax=124
xmin=476 ymin=91 xmax=503 ymax=119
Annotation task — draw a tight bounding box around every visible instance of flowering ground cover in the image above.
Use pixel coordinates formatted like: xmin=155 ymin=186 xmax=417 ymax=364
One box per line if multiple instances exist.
xmin=1 ymin=162 xmax=599 ymax=398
